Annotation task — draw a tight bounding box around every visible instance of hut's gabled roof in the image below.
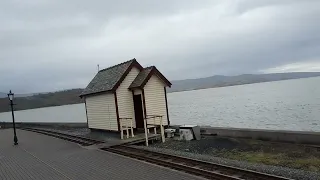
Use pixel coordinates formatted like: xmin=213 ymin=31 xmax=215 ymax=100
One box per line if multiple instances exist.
xmin=80 ymin=58 xmax=143 ymax=97
xmin=129 ymin=66 xmax=172 ymax=89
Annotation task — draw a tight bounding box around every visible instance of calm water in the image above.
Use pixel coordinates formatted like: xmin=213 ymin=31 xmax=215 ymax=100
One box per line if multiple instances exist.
xmin=169 ymin=77 xmax=320 ymax=132
xmin=1 ymin=77 xmax=319 ymax=132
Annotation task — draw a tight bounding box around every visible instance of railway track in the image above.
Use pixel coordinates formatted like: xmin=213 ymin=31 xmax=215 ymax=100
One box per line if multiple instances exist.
xmin=22 ymin=127 xmax=293 ymax=180
xmin=21 ymin=127 xmax=104 ymax=146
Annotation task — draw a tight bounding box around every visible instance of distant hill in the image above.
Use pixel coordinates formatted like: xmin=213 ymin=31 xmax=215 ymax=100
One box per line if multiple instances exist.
xmin=0 ymin=89 xmax=84 ymax=113
xmin=168 ymin=72 xmax=320 ymax=92
xmin=0 ymin=92 xmax=35 ymax=98
xmin=0 ymin=92 xmax=6 ymax=98
xmin=0 ymin=72 xmax=320 ymax=113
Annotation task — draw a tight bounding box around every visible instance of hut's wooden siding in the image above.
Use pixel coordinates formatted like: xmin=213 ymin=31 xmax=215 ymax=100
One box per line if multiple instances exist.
xmin=116 ymin=67 xmax=140 ymax=128
xmin=144 ymin=75 xmax=168 ymax=125
xmin=85 ymin=93 xmax=118 ymax=131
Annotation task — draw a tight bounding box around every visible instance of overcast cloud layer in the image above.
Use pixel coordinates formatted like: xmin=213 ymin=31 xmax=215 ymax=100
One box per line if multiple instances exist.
xmin=1 ymin=0 xmax=320 ymax=93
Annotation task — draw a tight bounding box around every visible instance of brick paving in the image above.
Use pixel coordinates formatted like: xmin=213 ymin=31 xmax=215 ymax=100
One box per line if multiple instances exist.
xmin=0 ymin=129 xmax=203 ymax=180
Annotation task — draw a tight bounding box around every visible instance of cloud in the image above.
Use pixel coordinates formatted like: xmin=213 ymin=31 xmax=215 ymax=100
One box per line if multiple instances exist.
xmin=262 ymin=61 xmax=320 ymax=73
xmin=1 ymin=0 xmax=320 ymax=93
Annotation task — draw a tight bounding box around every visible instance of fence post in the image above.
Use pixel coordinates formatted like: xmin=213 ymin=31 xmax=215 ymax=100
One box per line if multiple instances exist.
xmin=120 ymin=119 xmax=124 ymax=140
xmin=130 ymin=118 xmax=134 ymax=137
xmin=144 ymin=117 xmax=148 ymax=146
xmin=160 ymin=116 xmax=165 ymax=143
xmin=126 ymin=119 xmax=129 ymax=138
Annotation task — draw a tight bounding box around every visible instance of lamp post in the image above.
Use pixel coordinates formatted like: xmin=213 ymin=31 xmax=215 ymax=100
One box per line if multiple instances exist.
xmin=8 ymin=90 xmax=18 ymax=145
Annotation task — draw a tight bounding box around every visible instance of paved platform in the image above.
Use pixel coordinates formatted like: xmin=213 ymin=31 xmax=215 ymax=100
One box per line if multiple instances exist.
xmin=0 ymin=129 xmax=203 ymax=180
xmin=38 ymin=127 xmax=162 ymax=147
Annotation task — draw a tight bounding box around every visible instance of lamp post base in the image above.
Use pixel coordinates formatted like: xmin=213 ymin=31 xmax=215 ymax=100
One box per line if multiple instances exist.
xmin=14 ymin=136 xmax=18 ymax=145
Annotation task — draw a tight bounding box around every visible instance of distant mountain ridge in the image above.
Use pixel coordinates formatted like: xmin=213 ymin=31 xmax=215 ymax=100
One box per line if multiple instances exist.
xmin=168 ymin=72 xmax=320 ymax=92
xmin=0 ymin=92 xmax=35 ymax=98
xmin=0 ymin=72 xmax=320 ymax=113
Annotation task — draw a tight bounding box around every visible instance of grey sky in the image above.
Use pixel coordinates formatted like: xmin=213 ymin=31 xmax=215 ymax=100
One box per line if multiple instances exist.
xmin=1 ymin=0 xmax=320 ymax=93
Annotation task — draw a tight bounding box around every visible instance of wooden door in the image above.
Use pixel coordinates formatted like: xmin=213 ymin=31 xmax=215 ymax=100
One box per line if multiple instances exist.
xmin=133 ymin=94 xmax=144 ymax=128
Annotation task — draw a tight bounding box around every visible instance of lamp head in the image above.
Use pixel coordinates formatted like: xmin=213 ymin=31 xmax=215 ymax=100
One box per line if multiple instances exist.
xmin=7 ymin=90 xmax=14 ymax=101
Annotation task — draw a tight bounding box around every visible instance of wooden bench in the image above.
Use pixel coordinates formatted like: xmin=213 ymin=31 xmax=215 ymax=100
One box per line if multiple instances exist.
xmin=119 ymin=118 xmax=134 ymax=140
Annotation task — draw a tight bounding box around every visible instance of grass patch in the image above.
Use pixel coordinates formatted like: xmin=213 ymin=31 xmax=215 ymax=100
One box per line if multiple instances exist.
xmin=214 ymin=149 xmax=320 ymax=172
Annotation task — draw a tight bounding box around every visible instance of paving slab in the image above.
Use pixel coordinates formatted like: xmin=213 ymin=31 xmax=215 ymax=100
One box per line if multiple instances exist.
xmin=0 ymin=129 xmax=203 ymax=180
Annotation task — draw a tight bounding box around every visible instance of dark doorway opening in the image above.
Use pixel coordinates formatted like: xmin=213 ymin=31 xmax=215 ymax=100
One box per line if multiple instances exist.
xmin=133 ymin=94 xmax=144 ymax=129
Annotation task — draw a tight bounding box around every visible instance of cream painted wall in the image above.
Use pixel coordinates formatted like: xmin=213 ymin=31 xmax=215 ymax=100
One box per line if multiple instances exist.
xmin=144 ymin=75 xmax=168 ymax=125
xmin=86 ymin=93 xmax=118 ymax=131
xmin=116 ymin=67 xmax=140 ymax=128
